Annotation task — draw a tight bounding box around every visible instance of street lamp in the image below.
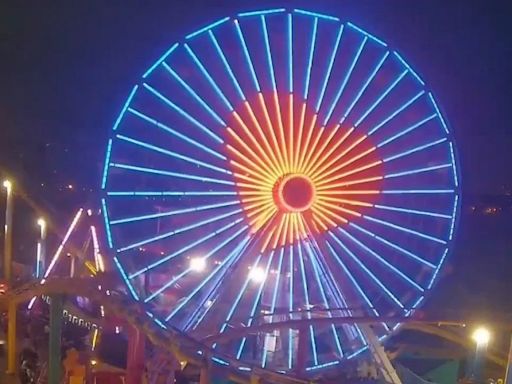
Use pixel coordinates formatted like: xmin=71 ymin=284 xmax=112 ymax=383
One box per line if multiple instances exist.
xmin=3 ymin=179 xmax=13 ymax=282
xmin=190 ymin=257 xmax=206 ymax=272
xmin=36 ymin=218 xmax=47 ymax=278
xmin=472 ymin=327 xmax=491 ymax=346
xmin=471 ymin=327 xmax=491 ymax=384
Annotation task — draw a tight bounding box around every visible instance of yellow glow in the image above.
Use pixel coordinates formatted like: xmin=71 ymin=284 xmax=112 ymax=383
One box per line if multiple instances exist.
xmin=306 ymin=127 xmax=354 ymax=176
xmin=2 ymin=180 xmax=12 ymax=191
xmin=472 ymin=327 xmax=491 ymax=345
xmin=294 ymin=103 xmax=307 ymax=170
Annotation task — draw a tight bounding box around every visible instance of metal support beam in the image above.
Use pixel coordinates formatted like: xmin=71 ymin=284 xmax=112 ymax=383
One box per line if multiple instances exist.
xmin=48 ymin=295 xmax=63 ymax=384
xmin=6 ymin=300 xmax=17 ymax=374
xmin=126 ymin=325 xmax=146 ymax=384
xmin=3 ymin=181 xmax=13 ymax=281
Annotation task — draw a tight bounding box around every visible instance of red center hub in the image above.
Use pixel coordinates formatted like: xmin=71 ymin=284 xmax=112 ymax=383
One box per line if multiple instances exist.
xmin=274 ymin=174 xmax=315 ymax=213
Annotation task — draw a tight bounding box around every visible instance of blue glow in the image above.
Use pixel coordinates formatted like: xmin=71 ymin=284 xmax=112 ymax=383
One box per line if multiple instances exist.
xmin=363 ymin=215 xmax=446 ymax=244
xmin=101 ymin=198 xmax=113 ymax=249
xmin=323 ymin=36 xmax=368 ymax=125
xmin=382 ymin=138 xmax=446 ymax=161
xmin=211 ymin=357 xmax=230 ymax=366
xmin=208 ymin=31 xmax=245 ymax=101
xmin=129 ymin=218 xmax=244 ymax=278
xmin=142 ymin=43 xmax=179 ymax=78
xmin=111 ymin=201 xmax=239 ymax=225
xmin=108 ymin=191 xmax=237 ymax=196
xmin=393 ymin=51 xmax=425 ymax=86
xmin=101 ymin=139 xmax=113 ymax=189
xmin=236 ymin=250 xmax=276 ymax=359
xmin=118 ymin=209 xmax=242 ymax=253
xmin=315 ymin=25 xmax=344 ymax=112
xmin=167 ymin=233 xmax=249 ymax=321
xmin=113 ymin=257 xmax=139 ymax=301
xmin=374 ymin=204 xmax=450 ymax=219
xmin=293 ymin=9 xmax=339 ymax=22
xmin=288 ymin=245 xmax=294 ymax=370
xmin=382 ymin=189 xmax=454 ymax=194
xmin=113 ymin=85 xmax=138 ymax=131
xmin=340 ymin=226 xmax=424 ymax=292
xmin=145 ymin=269 xmax=190 ymax=302
xmin=449 ymin=142 xmax=459 ymax=187
xmin=306 ymin=360 xmax=340 ymax=371
xmin=185 ymin=17 xmax=230 ymax=40
xmin=184 ymin=44 xmax=234 ymax=111
xmin=261 ymin=248 xmax=285 ymax=367
xmin=368 ymin=90 xmax=425 ymax=135
xmin=111 ymin=163 xmax=234 ymax=185
xmin=234 ymin=20 xmax=261 ymax=92
xmin=305 ymin=243 xmax=344 ymax=357
xmin=303 ymin=18 xmax=318 ymax=100
xmin=428 ymin=92 xmax=449 ymax=134
xmin=347 ymin=22 xmax=387 ymax=47
xmin=354 ymin=69 xmax=408 ymax=127
xmin=341 ymin=51 xmax=389 ymax=124
xmin=427 ymin=248 xmax=449 ymax=289
xmin=449 ymin=194 xmax=458 ymax=240
xmin=349 ymin=223 xmax=436 ymax=268
xmin=238 ymin=366 xmax=251 ymax=371
xmin=297 ymin=243 xmax=319 ymax=366
xmin=385 ymin=163 xmax=451 ymax=179
xmin=116 ymin=134 xmax=230 ymax=175
xmin=261 ymin=15 xmax=277 ymax=91
xmin=163 ymin=63 xmax=226 ymax=125
xmin=152 ymin=317 xmax=167 ymax=329
xmin=128 ymin=108 xmax=226 ymax=160
xmin=329 ymin=231 xmax=405 ymax=309
xmin=143 ymin=83 xmax=224 ymax=143
xmin=238 ymin=8 xmax=285 ymax=17
xmin=286 ymin=14 xmax=293 ymax=94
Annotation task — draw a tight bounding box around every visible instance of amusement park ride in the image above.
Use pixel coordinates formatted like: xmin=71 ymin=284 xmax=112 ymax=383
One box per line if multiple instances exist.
xmin=1 ymin=7 xmax=489 ymax=384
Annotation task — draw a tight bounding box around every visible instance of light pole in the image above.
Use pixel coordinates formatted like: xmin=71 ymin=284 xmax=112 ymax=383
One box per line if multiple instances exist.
xmin=3 ymin=179 xmax=13 ymax=282
xmin=36 ymin=217 xmax=47 ymax=278
xmin=471 ymin=327 xmax=491 ymax=384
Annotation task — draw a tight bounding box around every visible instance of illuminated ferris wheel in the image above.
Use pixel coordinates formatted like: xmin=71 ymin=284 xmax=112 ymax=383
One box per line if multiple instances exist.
xmin=101 ymin=8 xmax=460 ymax=374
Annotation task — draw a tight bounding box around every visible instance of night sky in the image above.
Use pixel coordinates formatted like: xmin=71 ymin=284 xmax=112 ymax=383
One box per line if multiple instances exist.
xmin=1 ymin=1 xmax=512 ymax=322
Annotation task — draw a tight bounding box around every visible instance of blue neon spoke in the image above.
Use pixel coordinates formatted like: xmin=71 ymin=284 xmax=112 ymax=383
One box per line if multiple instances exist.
xmin=348 ymin=223 xmax=436 ymax=268
xmin=382 ymin=138 xmax=446 ymax=162
xmin=116 ymin=134 xmax=231 ymax=175
xmin=236 ymin=250 xmax=277 ymax=359
xmin=340 ymin=52 xmax=389 ymax=124
xmin=145 ymin=225 xmax=248 ymax=304
xmin=143 ymin=83 xmax=224 ymax=143
xmin=384 ymin=163 xmax=451 ymax=179
xmin=184 ymin=44 xmax=234 ymax=111
xmin=129 ymin=217 xmax=244 ymax=278
xmin=363 ymin=215 xmax=446 ymax=244
xmin=427 ymin=248 xmax=449 ymax=290
xmin=304 ymin=243 xmax=344 ymax=358
xmin=297 ymin=242 xmax=319 ymax=366
xmin=169 ymin=234 xmax=251 ymax=323
xmin=354 ymin=69 xmax=408 ymax=127
xmin=303 ymin=17 xmax=318 ymax=100
xmin=449 ymin=142 xmax=459 ymax=187
xmin=143 ymin=43 xmax=179 ymax=78
xmin=382 ymin=189 xmax=453 ymax=194
xmin=110 ymin=201 xmax=240 ymax=225
xmin=340 ymin=226 xmax=424 ymax=292
xmin=288 ymin=245 xmax=294 ymax=370
xmin=113 ymin=257 xmax=139 ymax=301
xmin=238 ymin=8 xmax=286 ymax=17
xmin=118 ymin=209 xmax=242 ymax=253
xmin=368 ymin=90 xmax=425 ymax=135
xmin=107 ymin=191 xmax=237 ymax=197
xmin=101 ymin=198 xmax=113 ymax=249
xmin=449 ymin=194 xmax=459 ymax=240
xmin=377 ymin=114 xmax=436 ymax=148
xmin=393 ymin=51 xmax=424 ymax=85
xmin=208 ymin=30 xmax=246 ymax=101
xmin=113 ymin=85 xmax=139 ymax=131
xmin=323 ymin=36 xmax=368 ymax=126
xmin=101 ymin=139 xmax=113 ymax=189
xmin=294 ymin=9 xmax=339 ymax=21
xmin=128 ymin=108 xmax=226 ymax=160
xmin=162 ymin=63 xmax=226 ymax=125
xmin=315 ymin=25 xmax=344 ymax=112
xmin=374 ymin=204 xmax=451 ymax=219
xmin=287 ymin=14 xmax=293 ymax=93
xmin=234 ymin=20 xmax=261 ymax=92
xmin=428 ymin=92 xmax=449 ymax=134
xmin=261 ymin=248 xmax=285 ymax=367
xmin=347 ymin=22 xmax=387 ymax=47
xmin=185 ymin=17 xmax=230 ymax=40
xmin=328 ymin=231 xmax=405 ymax=309
xmin=261 ymin=15 xmax=277 ymax=91
xmin=110 ymin=163 xmax=234 ymax=186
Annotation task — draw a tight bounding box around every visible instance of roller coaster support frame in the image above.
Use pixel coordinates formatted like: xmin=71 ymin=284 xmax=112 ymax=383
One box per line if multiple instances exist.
xmin=6 ymin=300 xmax=17 ymax=374
xmin=48 ymin=295 xmax=63 ymax=384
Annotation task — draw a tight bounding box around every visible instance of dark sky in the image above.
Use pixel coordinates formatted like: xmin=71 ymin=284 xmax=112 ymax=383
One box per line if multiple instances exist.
xmin=1 ymin=1 xmax=512 ymax=318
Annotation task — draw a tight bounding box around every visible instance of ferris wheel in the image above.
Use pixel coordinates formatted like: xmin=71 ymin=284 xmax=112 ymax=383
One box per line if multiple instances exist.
xmin=101 ymin=8 xmax=460 ymax=374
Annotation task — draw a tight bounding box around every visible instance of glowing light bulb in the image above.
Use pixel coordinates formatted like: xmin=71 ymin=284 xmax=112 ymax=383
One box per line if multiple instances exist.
xmin=472 ymin=327 xmax=490 ymax=345
xmin=190 ymin=257 xmax=206 ymax=272
xmin=249 ymin=267 xmax=266 ymax=283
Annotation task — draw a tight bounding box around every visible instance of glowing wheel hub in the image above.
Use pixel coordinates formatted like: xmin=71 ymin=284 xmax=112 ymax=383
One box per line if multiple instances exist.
xmin=275 ymin=175 xmax=315 ymax=213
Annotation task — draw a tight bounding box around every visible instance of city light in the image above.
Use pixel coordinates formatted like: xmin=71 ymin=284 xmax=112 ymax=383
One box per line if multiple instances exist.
xmin=249 ymin=267 xmax=266 ymax=283
xmin=2 ymin=179 xmax=12 ymax=191
xmin=190 ymin=257 xmax=207 ymax=272
xmin=472 ymin=327 xmax=491 ymax=345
